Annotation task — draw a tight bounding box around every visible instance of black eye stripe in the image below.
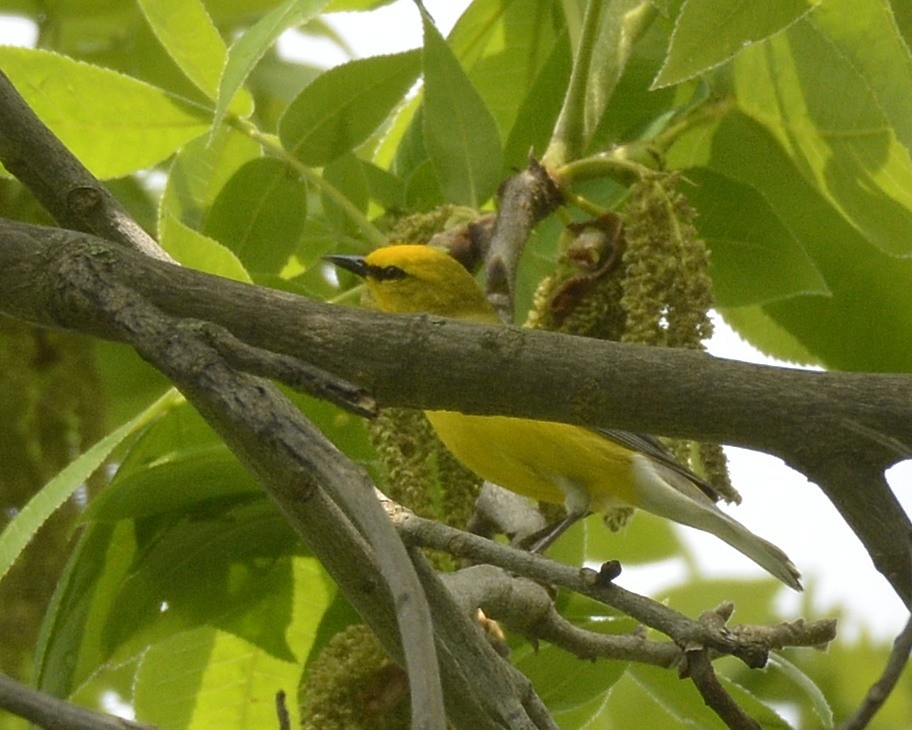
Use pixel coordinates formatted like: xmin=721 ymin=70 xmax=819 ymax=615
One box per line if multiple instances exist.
xmin=367 ymin=264 xmax=408 ymax=281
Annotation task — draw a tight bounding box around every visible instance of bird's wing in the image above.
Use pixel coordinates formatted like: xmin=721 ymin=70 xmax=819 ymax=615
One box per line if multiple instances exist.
xmin=593 ymin=428 xmax=722 ymax=503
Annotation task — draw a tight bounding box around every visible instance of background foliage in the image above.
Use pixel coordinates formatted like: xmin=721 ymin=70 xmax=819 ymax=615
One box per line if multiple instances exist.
xmin=0 ymin=0 xmax=910 ymax=728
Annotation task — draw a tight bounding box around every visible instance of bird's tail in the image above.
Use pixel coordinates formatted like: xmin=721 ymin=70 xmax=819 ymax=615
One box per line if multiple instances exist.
xmin=632 ymin=455 xmax=802 ymax=590
xmin=694 ymin=508 xmax=803 ymax=591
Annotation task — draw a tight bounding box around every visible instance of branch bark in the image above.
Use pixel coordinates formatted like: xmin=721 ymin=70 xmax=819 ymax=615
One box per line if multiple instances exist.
xmin=0 ymin=672 xmax=155 ymax=730
xmin=0 ymin=70 xmax=168 ymax=262
xmin=1 ymin=219 xmax=909 ymax=604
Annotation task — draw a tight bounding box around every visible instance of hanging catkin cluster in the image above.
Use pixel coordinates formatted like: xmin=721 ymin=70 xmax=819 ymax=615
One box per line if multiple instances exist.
xmin=299 ymin=625 xmax=409 ymax=730
xmin=620 ymin=175 xmax=713 ymax=349
xmin=366 ymin=209 xmax=483 ymax=564
xmin=368 ymin=408 xmax=481 ymax=537
xmin=527 ymin=174 xmax=736 ymax=506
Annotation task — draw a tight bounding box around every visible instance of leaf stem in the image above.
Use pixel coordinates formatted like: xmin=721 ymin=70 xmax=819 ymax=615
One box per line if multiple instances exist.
xmin=230 ymin=117 xmax=388 ymax=249
xmin=543 ymin=0 xmax=657 ymax=168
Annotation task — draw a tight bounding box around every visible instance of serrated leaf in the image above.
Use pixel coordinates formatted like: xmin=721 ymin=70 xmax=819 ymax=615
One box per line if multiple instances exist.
xmin=321 ymin=151 xmax=370 ymax=232
xmin=133 ymin=557 xmax=331 ymax=729
xmin=654 ymin=0 xmax=818 ymax=88
xmin=448 ymin=0 xmax=564 ymax=137
xmin=213 ymin=0 xmax=332 ymax=133
xmin=83 ymin=448 xmax=260 ymax=523
xmin=513 ymin=640 xmax=627 ymax=713
xmin=203 ymin=157 xmax=307 ymax=274
xmin=160 ymin=211 xmax=252 ymax=282
xmin=280 ymin=49 xmax=421 ymax=166
xmin=684 ymin=167 xmax=829 ymax=307
xmin=422 ymin=15 xmax=503 ymax=207
xmin=103 ymin=500 xmax=300 ymax=661
xmin=504 ymin=28 xmax=573 ymax=166
xmin=34 ymin=521 xmax=139 ymax=697
xmin=810 ymin=0 xmax=912 ymax=153
xmin=0 ymin=47 xmax=210 ymax=178
xmin=162 ymin=128 xmax=262 ymax=231
xmin=137 ymin=0 xmax=252 ymax=115
xmin=733 ymin=3 xmax=912 ymax=258
xmin=0 ymin=390 xmax=179 ymax=586
xmin=705 ymin=113 xmax=912 ymax=371
xmin=719 ymin=305 xmax=823 ymax=367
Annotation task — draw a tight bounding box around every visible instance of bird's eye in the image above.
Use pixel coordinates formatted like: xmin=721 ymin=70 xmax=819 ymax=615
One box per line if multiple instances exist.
xmin=369 ymin=264 xmax=408 ymax=281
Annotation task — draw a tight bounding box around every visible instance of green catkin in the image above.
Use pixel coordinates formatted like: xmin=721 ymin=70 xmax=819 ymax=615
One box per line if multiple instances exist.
xmin=620 ymin=175 xmax=737 ymax=502
xmin=367 ymin=209 xmax=484 ymax=565
xmin=299 ymin=625 xmax=409 ymax=730
xmin=368 ymin=409 xmax=481 ymax=572
xmin=526 ymin=174 xmax=736 ymax=512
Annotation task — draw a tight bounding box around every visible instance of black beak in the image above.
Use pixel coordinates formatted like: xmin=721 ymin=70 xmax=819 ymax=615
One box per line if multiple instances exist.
xmin=323 ymin=254 xmax=368 ymax=278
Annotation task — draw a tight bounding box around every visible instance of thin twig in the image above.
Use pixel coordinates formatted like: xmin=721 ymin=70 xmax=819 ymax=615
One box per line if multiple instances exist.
xmin=388 ymin=504 xmax=836 ymax=668
xmin=0 ymin=672 xmax=156 ymax=730
xmin=838 ymin=612 xmax=912 ymax=729
xmin=484 ymin=158 xmax=562 ymax=321
xmin=685 ymin=650 xmax=761 ymax=730
xmin=275 ymin=690 xmax=291 ymax=730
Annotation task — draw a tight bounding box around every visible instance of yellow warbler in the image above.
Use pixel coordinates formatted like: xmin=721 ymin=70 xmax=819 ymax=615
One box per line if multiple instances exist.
xmin=327 ymin=244 xmax=801 ymax=590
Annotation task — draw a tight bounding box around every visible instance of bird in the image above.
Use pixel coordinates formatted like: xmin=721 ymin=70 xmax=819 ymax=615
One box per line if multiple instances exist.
xmin=326 ymin=244 xmax=802 ymax=591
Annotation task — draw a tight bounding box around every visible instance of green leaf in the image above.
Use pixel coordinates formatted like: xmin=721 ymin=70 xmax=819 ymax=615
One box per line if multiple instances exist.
xmin=162 ymin=127 xmax=262 ymax=231
xmin=605 ymin=663 xmax=793 ymax=728
xmin=103 ymin=500 xmax=301 ymax=661
xmin=718 ymin=306 xmax=823 ymax=367
xmin=136 ymin=0 xmax=252 ymax=115
xmin=704 ymin=113 xmax=912 ymax=371
xmin=34 ymin=521 xmax=139 ymax=697
xmin=325 ymin=0 xmax=395 ymax=9
xmin=733 ymin=2 xmax=912 ymax=258
xmin=513 ymin=640 xmax=627 ymax=714
xmin=800 ymin=0 xmax=912 ymax=153
xmin=503 ymin=29 xmax=573 ymax=167
xmin=0 ymin=390 xmax=179 ymax=586
xmin=321 ymin=152 xmax=370 ymax=231
xmin=422 ymin=15 xmax=503 ymax=207
xmin=83 ymin=448 xmax=261 ymax=523
xmin=768 ymin=652 xmax=834 ymax=728
xmin=203 ymin=157 xmax=308 ymax=275
xmin=448 ymin=0 xmax=564 ymax=138
xmin=661 ymin=577 xmax=782 ymax=626
xmin=684 ymin=167 xmax=829 ymax=306
xmin=589 ymin=510 xmax=684 ymax=567
xmin=133 ymin=556 xmax=332 ymax=729
xmin=213 ymin=0 xmax=333 ymax=133
xmin=280 ymin=49 xmax=421 ymax=166
xmin=0 ymin=47 xmax=210 ymax=178
xmin=160 ymin=211 xmax=252 ymax=282
xmin=544 ymin=0 xmax=652 ymax=164
xmin=654 ymin=0 xmax=818 ymax=88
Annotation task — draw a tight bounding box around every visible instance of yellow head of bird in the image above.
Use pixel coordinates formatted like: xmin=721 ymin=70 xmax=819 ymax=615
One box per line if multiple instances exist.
xmin=327 ymin=244 xmax=497 ymax=322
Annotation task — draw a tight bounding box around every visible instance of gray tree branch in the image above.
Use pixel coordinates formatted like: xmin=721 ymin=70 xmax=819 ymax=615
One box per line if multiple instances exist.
xmin=1 ymin=219 xmax=909 ymax=606
xmin=0 ymin=69 xmax=456 ymax=729
xmin=0 ymin=672 xmax=156 ymax=730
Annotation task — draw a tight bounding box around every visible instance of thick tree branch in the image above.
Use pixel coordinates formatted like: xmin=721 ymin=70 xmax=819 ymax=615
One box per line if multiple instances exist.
xmin=0 ymin=67 xmax=466 ymax=728
xmin=0 ymin=71 xmax=168 ymax=262
xmin=1 ymin=220 xmax=909 ymax=605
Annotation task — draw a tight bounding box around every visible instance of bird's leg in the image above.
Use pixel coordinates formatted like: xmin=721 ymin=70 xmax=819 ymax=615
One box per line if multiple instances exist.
xmin=522 ymin=509 xmax=587 ymax=553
